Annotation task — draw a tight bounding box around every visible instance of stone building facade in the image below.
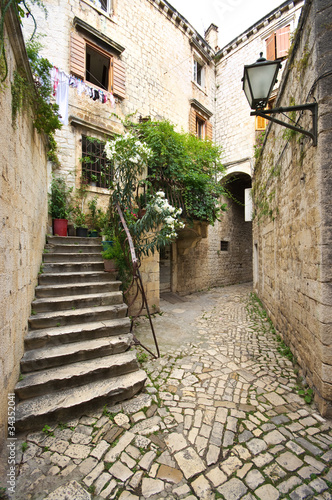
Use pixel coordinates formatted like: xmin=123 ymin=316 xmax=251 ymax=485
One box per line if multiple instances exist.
xmin=22 ymin=0 xmax=304 ymax=304
xmin=214 ymin=0 xmax=303 ymax=290
xmin=22 ymin=0 xmax=218 ymax=308
xmin=252 ymin=0 xmax=332 ymax=417
xmin=0 ymin=9 xmax=50 ymax=445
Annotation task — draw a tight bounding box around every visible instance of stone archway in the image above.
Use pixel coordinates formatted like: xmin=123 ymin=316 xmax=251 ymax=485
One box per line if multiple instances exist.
xmin=219 ymin=171 xmax=253 ymax=284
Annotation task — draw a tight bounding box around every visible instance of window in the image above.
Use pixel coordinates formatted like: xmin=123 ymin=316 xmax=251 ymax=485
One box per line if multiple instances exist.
xmin=88 ymin=0 xmax=112 ymax=14
xmin=193 ymin=59 xmax=204 ymax=87
xmin=81 ymin=136 xmax=113 ymax=189
xmin=70 ymin=31 xmax=126 ymax=98
xmin=266 ymin=25 xmax=290 ymax=60
xmin=189 ymin=100 xmax=213 ymax=140
xmin=196 ymin=116 xmax=206 ymax=139
xmin=86 ymin=45 xmax=110 ymax=90
xmin=99 ymin=0 xmax=111 ymax=13
xmin=220 ymin=241 xmax=229 ymax=252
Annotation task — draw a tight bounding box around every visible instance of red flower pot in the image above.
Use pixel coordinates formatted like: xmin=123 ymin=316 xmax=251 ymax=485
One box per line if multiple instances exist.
xmin=53 ymin=219 xmax=68 ymax=236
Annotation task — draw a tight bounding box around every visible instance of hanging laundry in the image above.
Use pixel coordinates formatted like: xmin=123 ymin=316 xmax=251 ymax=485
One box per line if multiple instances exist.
xmin=56 ymin=71 xmax=69 ymax=125
xmin=50 ymin=67 xmax=59 ymax=97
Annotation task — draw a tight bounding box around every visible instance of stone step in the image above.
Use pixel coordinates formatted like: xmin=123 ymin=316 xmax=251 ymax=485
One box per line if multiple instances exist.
xmin=32 ymin=291 xmax=123 ymax=313
xmin=35 ymin=281 xmax=122 ymax=298
xmin=25 ymin=317 xmax=131 ymax=350
xmin=42 ymin=262 xmax=104 ymax=273
xmin=38 ymin=271 xmax=114 ymax=286
xmin=43 ymin=252 xmax=103 ymax=263
xmin=15 ymin=369 xmax=147 ymax=431
xmin=29 ymin=303 xmax=127 ymax=330
xmin=45 ymin=244 xmax=102 ymax=254
xmin=16 ymin=351 xmax=139 ymax=399
xmin=47 ymin=236 xmax=102 ymax=246
xmin=21 ymin=334 xmax=133 ymax=372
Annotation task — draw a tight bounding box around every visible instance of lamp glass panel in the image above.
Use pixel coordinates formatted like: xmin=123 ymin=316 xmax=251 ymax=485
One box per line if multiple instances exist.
xmin=243 ymin=76 xmax=252 ymax=106
xmin=247 ymin=64 xmax=278 ymax=100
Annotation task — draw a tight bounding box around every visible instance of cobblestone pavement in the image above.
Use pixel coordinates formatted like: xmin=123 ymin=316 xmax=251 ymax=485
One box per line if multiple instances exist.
xmin=4 ymin=283 xmax=332 ymax=500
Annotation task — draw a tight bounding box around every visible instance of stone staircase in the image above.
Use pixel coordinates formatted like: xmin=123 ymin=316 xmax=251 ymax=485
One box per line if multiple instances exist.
xmin=15 ymin=236 xmax=146 ymax=431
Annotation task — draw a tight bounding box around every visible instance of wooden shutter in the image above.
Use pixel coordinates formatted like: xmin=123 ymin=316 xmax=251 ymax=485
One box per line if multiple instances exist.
xmin=276 ymin=25 xmax=290 ymax=58
xmin=189 ymin=107 xmax=196 ymax=135
xmin=206 ymin=120 xmax=213 ymax=141
xmin=70 ymin=32 xmax=85 ymax=79
xmin=255 ymin=115 xmax=266 ymax=130
xmin=112 ymin=58 xmax=126 ymax=99
xmin=266 ymin=32 xmax=276 ymax=61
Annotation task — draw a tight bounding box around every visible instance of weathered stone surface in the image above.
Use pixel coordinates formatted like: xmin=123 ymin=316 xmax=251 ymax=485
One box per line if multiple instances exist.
xmin=141 ymin=478 xmax=165 ymax=498
xmin=276 ymin=452 xmax=303 ymax=472
xmin=156 ymin=464 xmax=183 ymax=484
xmin=174 ymin=447 xmax=205 ymax=479
xmin=44 ymin=481 xmax=91 ymax=500
xmin=218 ymin=478 xmax=248 ymax=500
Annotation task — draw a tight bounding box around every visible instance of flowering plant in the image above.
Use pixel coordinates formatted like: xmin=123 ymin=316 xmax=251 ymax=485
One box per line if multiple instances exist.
xmin=128 ymin=191 xmax=185 ymax=256
xmin=104 ymin=130 xmax=184 ymax=257
xmin=105 ymin=132 xmax=152 ymax=208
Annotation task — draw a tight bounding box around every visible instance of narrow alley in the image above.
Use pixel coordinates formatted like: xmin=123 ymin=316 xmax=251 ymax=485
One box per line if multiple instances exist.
xmin=9 ymin=283 xmax=332 ymax=500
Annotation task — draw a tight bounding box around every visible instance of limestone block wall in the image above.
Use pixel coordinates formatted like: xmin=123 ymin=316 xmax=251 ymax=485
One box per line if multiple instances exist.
xmin=23 ymin=0 xmax=216 ymax=176
xmin=215 ymin=0 xmax=303 ymax=166
xmin=22 ymin=0 xmax=217 ymax=308
xmin=0 ymin=12 xmax=49 ymax=446
xmin=252 ymin=0 xmax=332 ymax=417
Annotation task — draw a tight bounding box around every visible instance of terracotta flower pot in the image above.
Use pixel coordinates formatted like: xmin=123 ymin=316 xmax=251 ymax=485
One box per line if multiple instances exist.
xmin=53 ymin=219 xmax=68 ymax=236
xmin=103 ymin=259 xmax=118 ymax=273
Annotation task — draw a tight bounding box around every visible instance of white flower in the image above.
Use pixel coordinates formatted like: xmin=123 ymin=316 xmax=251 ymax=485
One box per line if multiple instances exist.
xmin=165 ymin=216 xmax=175 ymax=225
xmin=156 ymin=191 xmax=165 ymax=198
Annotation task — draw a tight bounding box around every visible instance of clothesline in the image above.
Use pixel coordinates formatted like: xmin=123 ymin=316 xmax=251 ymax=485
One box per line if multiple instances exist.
xmin=50 ymin=66 xmax=116 ymax=126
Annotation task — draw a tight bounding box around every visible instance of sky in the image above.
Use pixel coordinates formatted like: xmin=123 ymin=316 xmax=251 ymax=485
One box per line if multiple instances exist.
xmin=169 ymin=0 xmax=286 ymax=48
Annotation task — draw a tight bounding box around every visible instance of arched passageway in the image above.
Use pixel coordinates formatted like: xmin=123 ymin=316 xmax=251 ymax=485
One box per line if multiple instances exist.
xmin=219 ymin=171 xmax=253 ymax=284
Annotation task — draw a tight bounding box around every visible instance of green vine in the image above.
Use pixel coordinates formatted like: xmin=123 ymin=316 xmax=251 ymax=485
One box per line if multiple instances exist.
xmin=0 ymin=0 xmax=46 ymax=82
xmin=10 ymin=38 xmax=62 ymax=161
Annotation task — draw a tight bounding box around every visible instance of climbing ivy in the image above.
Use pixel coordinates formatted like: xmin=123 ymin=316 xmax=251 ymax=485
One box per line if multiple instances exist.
xmin=11 ymin=38 xmax=62 ymax=161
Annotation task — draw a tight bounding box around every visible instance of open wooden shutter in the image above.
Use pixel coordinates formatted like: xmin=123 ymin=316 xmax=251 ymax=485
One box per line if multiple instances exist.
xmin=206 ymin=120 xmax=213 ymax=141
xmin=189 ymin=107 xmax=196 ymax=135
xmin=276 ymin=25 xmax=290 ymax=58
xmin=266 ymin=32 xmax=276 ymax=61
xmin=70 ymin=32 xmax=85 ymax=79
xmin=112 ymin=58 xmax=126 ymax=99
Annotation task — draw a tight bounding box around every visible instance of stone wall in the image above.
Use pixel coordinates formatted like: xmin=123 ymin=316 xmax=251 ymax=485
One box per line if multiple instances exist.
xmin=0 ymin=11 xmax=49 ymax=447
xmin=22 ymin=0 xmax=217 ymax=308
xmin=215 ymin=0 xmax=303 ymax=166
xmin=252 ymin=0 xmax=332 ymax=417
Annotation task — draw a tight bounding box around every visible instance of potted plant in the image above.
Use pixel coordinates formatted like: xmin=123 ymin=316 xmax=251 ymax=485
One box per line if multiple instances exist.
xmin=101 ymin=237 xmax=122 ymax=273
xmin=49 ymin=175 xmax=73 ymax=236
xmin=72 ymin=206 xmax=88 ymax=237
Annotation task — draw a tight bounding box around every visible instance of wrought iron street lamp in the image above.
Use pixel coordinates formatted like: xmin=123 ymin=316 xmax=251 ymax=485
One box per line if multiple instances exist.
xmin=242 ymin=53 xmax=318 ymax=146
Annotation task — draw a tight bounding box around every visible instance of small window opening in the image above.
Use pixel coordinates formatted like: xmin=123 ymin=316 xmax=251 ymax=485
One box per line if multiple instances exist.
xmin=196 ymin=116 xmax=206 ymax=139
xmin=86 ymin=45 xmax=110 ymax=90
xmin=194 ymin=60 xmax=204 ymax=86
xmin=220 ymin=241 xmax=229 ymax=252
xmin=82 ymin=135 xmax=113 ymax=189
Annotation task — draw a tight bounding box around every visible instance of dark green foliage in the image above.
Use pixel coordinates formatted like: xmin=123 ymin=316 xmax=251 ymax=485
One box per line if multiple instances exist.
xmin=132 ymin=120 xmax=226 ymax=224
xmin=49 ymin=175 xmax=73 ymax=219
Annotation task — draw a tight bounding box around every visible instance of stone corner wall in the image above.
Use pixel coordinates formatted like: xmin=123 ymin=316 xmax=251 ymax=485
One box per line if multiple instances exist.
xmin=252 ymin=0 xmax=332 ymax=417
xmin=0 ymin=10 xmax=49 ymax=449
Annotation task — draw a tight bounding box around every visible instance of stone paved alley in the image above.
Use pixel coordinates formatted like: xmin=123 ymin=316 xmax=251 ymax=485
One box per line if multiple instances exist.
xmin=3 ymin=283 xmax=332 ymax=500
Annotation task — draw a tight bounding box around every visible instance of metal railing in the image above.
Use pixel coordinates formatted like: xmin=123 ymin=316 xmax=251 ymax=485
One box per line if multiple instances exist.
xmin=115 ymin=202 xmax=160 ymax=359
